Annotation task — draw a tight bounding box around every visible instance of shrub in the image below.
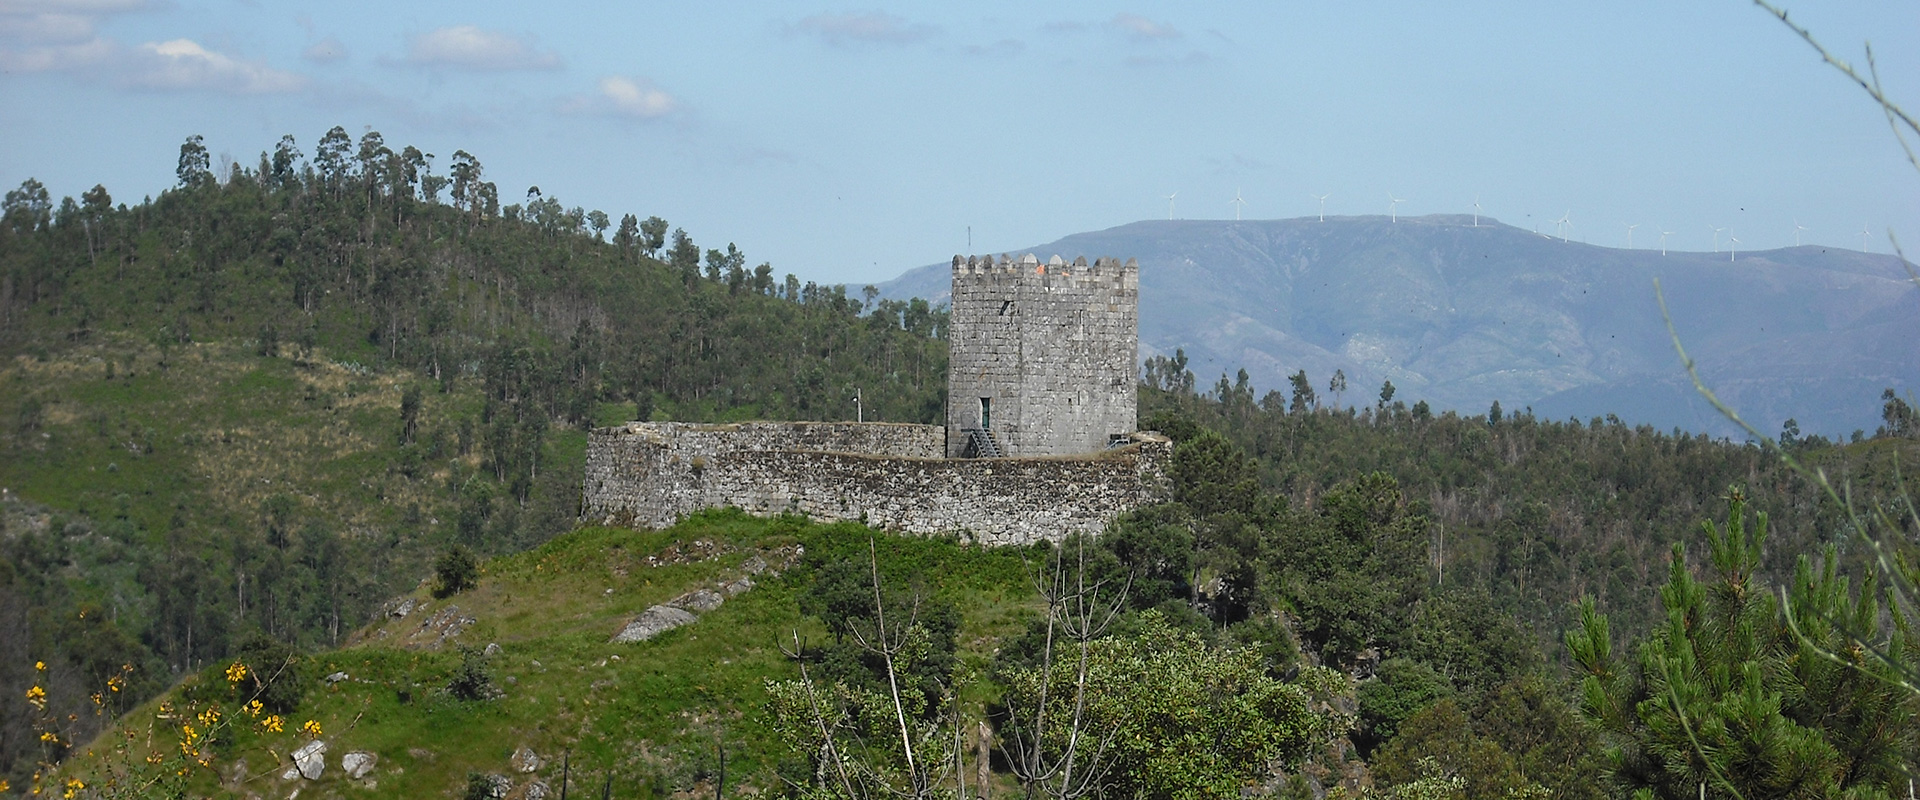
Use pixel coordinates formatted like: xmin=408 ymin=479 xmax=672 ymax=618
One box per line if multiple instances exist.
xmin=233 ymin=632 xmax=308 ymax=714
xmin=447 ymin=646 xmax=496 ymax=701
xmin=434 ymin=544 xmax=479 ymax=598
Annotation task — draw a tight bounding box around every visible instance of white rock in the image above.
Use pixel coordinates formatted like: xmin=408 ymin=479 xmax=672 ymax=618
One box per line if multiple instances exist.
xmin=292 ymin=739 xmax=327 ymax=780
xmin=484 ymin=642 xmax=502 ymax=656
xmin=610 ymin=605 xmax=696 ymax=643
xmin=323 ymin=671 xmax=348 ymax=684
xmin=510 ymin=745 xmax=542 ymax=773
xmin=341 ymin=751 xmax=377 ymax=779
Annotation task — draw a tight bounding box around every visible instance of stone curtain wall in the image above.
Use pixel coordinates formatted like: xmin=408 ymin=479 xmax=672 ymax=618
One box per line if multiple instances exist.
xmin=945 ymin=254 xmax=1139 ymax=457
xmin=596 ymin=421 xmax=946 ymax=459
xmin=583 ymin=423 xmax=1171 ymax=546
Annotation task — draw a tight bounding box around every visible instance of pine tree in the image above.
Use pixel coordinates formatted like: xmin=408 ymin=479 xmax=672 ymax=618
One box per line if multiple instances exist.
xmin=1566 ymin=490 xmax=1920 ymax=799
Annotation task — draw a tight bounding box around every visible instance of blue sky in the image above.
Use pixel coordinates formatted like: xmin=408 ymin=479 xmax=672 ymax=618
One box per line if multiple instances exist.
xmin=2 ymin=1 xmax=1915 ymax=286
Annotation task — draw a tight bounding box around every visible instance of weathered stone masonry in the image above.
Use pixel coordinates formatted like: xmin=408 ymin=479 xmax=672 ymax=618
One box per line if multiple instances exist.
xmin=581 ymin=253 xmax=1156 ymax=546
xmin=946 ymin=254 xmax=1139 ymax=457
xmin=582 ymin=422 xmax=1170 ymax=546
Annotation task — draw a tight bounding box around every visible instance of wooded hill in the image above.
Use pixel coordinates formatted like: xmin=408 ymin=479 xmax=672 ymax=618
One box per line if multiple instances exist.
xmin=4 ymin=130 xmax=1919 ymax=798
xmin=0 ymin=127 xmax=946 ymax=786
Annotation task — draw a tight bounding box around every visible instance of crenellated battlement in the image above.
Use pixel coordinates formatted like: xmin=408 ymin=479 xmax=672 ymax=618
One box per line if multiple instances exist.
xmin=950 ymin=253 xmax=1139 ymax=285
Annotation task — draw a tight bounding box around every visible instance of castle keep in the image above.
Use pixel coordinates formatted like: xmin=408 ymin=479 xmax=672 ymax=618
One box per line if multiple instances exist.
xmin=946 ymin=254 xmax=1140 ymax=457
xmin=581 ymin=254 xmax=1161 ymax=545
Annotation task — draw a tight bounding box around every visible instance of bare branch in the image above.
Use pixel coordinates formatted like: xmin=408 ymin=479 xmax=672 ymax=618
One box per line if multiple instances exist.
xmin=1752 ymin=0 xmax=1920 ymax=175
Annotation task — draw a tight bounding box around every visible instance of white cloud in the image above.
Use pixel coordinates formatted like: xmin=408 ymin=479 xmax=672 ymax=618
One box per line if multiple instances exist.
xmin=1110 ymin=13 xmax=1180 ymax=41
xmin=405 ymin=25 xmax=560 ymax=70
xmin=1 ymin=1 xmax=309 ymax=93
xmin=598 ymin=76 xmax=676 ymax=117
xmin=559 ymin=75 xmax=681 ymax=120
xmin=0 ymin=0 xmax=145 ymax=69
xmin=302 ymin=35 xmax=346 ymax=63
xmin=0 ymin=34 xmax=107 ymax=70
xmin=129 ymin=38 xmax=305 ymax=93
xmin=790 ymin=12 xmax=935 ymax=47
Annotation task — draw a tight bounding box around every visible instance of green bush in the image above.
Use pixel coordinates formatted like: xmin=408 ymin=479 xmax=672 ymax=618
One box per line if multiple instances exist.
xmin=233 ymin=632 xmax=308 ymax=714
xmin=434 ymin=544 xmax=479 ymax=598
xmin=446 ymin=646 xmax=496 ymax=701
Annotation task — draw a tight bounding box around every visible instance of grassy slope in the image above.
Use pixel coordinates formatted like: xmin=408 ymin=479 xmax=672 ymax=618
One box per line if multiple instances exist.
xmin=1 ymin=335 xmax=483 ymax=617
xmin=57 ymin=511 xmax=1039 ymax=799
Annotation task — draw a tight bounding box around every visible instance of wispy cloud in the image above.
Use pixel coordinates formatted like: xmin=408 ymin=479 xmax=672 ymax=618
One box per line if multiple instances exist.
xmin=559 ymin=75 xmax=681 ymax=120
xmin=130 ymin=38 xmax=305 ymax=93
xmin=404 ymin=25 xmax=560 ymax=71
xmin=1208 ymin=153 xmax=1272 ymax=176
xmin=789 ymin=11 xmax=936 ymax=47
xmin=1 ymin=28 xmax=306 ymax=95
xmin=0 ymin=0 xmax=146 ymax=70
xmin=0 ymin=34 xmax=108 ymax=70
xmin=1110 ymin=13 xmax=1181 ymax=41
xmin=963 ymin=38 xmax=1023 ymax=57
xmin=302 ymin=35 xmax=346 ymax=63
xmin=0 ymin=0 xmax=148 ymax=38
xmin=1124 ymin=50 xmax=1211 ymax=68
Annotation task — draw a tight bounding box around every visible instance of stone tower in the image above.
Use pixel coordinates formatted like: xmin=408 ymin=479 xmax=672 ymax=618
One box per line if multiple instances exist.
xmin=946 ymin=253 xmax=1139 ymax=457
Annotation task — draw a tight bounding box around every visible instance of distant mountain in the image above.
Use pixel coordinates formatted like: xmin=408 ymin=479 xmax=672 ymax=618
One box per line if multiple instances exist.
xmin=879 ymin=215 xmax=1919 ymax=438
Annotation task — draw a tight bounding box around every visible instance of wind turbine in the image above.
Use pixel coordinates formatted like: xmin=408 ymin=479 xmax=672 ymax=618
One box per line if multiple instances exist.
xmin=1472 ymin=195 xmax=1482 ymax=227
xmin=1859 ymin=224 xmax=1872 ymax=252
xmin=1660 ymin=229 xmax=1674 ymax=256
xmin=1313 ymin=193 xmax=1330 ymax=222
xmin=1166 ymin=192 xmax=1177 ymax=221
xmin=1553 ymin=211 xmax=1572 ymax=242
xmin=1793 ymin=220 xmax=1808 ymax=246
xmin=1388 ymin=193 xmax=1405 ymax=223
xmin=1624 ymin=223 xmax=1639 ymax=249
xmin=1710 ymin=225 xmax=1727 ymax=252
xmin=1231 ymin=189 xmax=1246 ymax=221
xmin=1728 ymin=236 xmax=1739 ymax=262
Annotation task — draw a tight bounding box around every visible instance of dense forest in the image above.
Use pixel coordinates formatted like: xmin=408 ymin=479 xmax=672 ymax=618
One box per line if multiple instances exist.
xmin=1138 ymin=354 xmax=1920 ymax=647
xmin=4 ymin=130 xmax=1919 ymax=797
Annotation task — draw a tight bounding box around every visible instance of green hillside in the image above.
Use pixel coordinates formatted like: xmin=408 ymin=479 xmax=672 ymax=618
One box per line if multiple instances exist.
xmin=6 ymin=130 xmax=1920 ymax=799
xmin=0 ymin=128 xmax=946 ymax=788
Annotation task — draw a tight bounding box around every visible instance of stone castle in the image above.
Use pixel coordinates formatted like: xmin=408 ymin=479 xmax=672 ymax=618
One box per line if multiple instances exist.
xmin=580 ymin=253 xmax=1167 ymax=546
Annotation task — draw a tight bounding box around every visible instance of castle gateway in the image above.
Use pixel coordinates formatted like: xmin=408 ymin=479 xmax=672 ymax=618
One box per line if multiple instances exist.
xmin=580 ymin=254 xmax=1167 ymax=546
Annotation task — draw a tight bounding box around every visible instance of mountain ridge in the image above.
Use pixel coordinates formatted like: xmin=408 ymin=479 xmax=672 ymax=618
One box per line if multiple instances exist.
xmin=879 ymin=214 xmax=1919 ymax=437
